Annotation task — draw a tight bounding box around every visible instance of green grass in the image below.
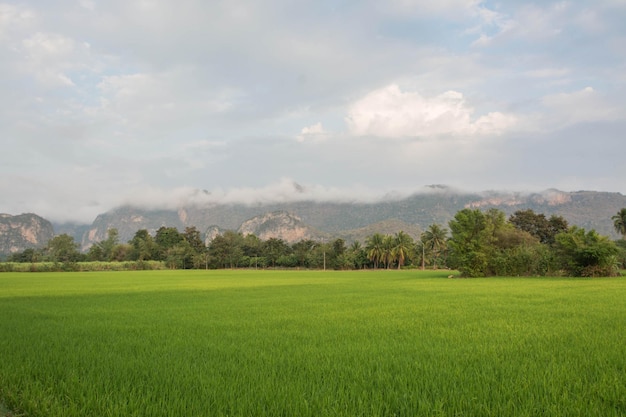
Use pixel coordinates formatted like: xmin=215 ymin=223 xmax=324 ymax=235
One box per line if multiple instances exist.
xmin=1 ymin=270 xmax=625 ymax=416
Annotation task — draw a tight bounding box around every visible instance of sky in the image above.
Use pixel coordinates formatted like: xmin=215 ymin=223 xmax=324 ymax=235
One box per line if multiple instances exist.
xmin=1 ymin=0 xmax=625 ymax=223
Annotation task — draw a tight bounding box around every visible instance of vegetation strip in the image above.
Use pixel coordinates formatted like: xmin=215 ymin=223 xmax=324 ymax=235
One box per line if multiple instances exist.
xmin=4 ymin=208 xmax=626 ymax=277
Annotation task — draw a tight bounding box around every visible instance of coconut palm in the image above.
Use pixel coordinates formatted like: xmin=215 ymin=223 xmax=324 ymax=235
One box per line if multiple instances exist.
xmin=392 ymin=231 xmax=414 ymax=269
xmin=382 ymin=235 xmax=395 ymax=269
xmin=366 ymin=233 xmax=385 ymax=269
xmin=422 ymin=224 xmax=449 ymax=269
xmin=612 ymin=208 xmax=626 ymax=240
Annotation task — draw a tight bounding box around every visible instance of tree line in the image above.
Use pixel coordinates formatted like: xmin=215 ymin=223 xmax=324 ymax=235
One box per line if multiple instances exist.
xmin=6 ymin=208 xmax=626 ymax=276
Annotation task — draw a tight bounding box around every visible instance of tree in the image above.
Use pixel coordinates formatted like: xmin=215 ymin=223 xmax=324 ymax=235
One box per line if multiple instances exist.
xmin=612 ymin=208 xmax=626 ymax=240
xmin=9 ymin=248 xmax=42 ymax=263
xmin=89 ymin=228 xmax=120 ymax=261
xmin=422 ymin=224 xmax=448 ymax=269
xmin=154 ymin=227 xmax=184 ymax=260
xmin=129 ymin=229 xmax=157 ymax=261
xmin=366 ymin=233 xmax=385 ymax=269
xmin=208 ymin=231 xmax=244 ymax=268
xmin=242 ymin=234 xmax=263 ymax=268
xmin=292 ymin=239 xmax=316 ymax=268
xmin=381 ymin=235 xmax=395 ymax=269
xmin=448 ymin=209 xmax=495 ymax=277
xmin=348 ymin=241 xmax=368 ymax=270
xmin=183 ymin=226 xmax=206 ymax=254
xmin=45 ymin=234 xmax=80 ymax=263
xmin=554 ymin=226 xmax=620 ymax=277
xmin=510 ymin=210 xmax=568 ymax=245
xmin=392 ymin=231 xmax=413 ymax=269
xmin=262 ymin=237 xmax=291 ymax=268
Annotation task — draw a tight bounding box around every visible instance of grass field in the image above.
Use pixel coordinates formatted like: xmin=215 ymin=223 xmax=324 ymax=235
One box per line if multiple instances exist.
xmin=1 ymin=270 xmax=625 ymax=416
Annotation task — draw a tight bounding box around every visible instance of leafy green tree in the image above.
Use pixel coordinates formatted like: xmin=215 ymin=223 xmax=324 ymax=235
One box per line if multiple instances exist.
xmin=262 ymin=237 xmax=291 ymax=268
xmin=208 ymin=231 xmax=244 ymax=268
xmin=381 ymin=235 xmax=395 ymax=269
xmin=86 ymin=244 xmax=104 ymax=261
xmin=448 ymin=208 xmax=515 ymax=277
xmin=101 ymin=228 xmax=120 ymax=260
xmin=366 ymin=233 xmax=385 ymax=269
xmin=45 ymin=234 xmax=81 ymax=263
xmin=554 ymin=227 xmax=620 ymax=277
xmin=612 ymin=208 xmax=626 ymax=240
xmin=242 ymin=234 xmax=263 ymax=268
xmin=448 ymin=209 xmax=491 ymax=277
xmin=110 ymin=243 xmax=132 ymax=262
xmin=292 ymin=239 xmax=316 ymax=268
xmin=422 ymin=224 xmax=448 ymax=269
xmin=348 ymin=241 xmax=368 ymax=269
xmin=307 ymin=242 xmax=329 ymax=270
xmin=183 ymin=226 xmax=206 ymax=254
xmin=154 ymin=227 xmax=184 ymax=260
xmin=510 ymin=210 xmax=568 ymax=245
xmin=545 ymin=215 xmax=569 ymax=245
xmin=128 ymin=229 xmax=158 ymax=261
xmin=8 ymin=248 xmax=42 ymax=263
xmin=392 ymin=231 xmax=414 ymax=269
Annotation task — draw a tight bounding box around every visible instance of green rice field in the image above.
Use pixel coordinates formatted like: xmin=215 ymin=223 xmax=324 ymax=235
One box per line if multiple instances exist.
xmin=1 ymin=270 xmax=625 ymax=416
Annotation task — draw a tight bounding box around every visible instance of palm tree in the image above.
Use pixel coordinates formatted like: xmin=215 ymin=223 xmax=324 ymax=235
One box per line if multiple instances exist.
xmin=366 ymin=233 xmax=385 ymax=269
xmin=382 ymin=235 xmax=395 ymax=269
xmin=422 ymin=224 xmax=448 ymax=269
xmin=612 ymin=208 xmax=626 ymax=240
xmin=392 ymin=231 xmax=414 ymax=269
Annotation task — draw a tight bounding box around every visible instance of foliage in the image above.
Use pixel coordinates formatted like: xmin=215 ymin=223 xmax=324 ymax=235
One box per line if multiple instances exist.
xmin=554 ymin=227 xmax=620 ymax=277
xmin=45 ymin=234 xmax=81 ymax=263
xmin=421 ymin=224 xmax=448 ymax=269
xmin=509 ymin=209 xmax=568 ymax=245
xmin=448 ymin=207 xmax=622 ymax=277
xmin=365 ymin=233 xmax=384 ymax=269
xmin=612 ymin=208 xmax=626 ymax=240
xmin=3 ymin=208 xmax=621 ymax=276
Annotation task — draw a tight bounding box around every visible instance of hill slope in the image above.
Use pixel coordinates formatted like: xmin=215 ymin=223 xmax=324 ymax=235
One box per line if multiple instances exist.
xmin=76 ymin=188 xmax=626 ymax=249
xmin=0 ymin=213 xmax=54 ymax=256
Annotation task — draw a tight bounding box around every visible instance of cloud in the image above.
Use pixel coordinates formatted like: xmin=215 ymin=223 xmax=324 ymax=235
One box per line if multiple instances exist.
xmin=296 ymin=122 xmax=328 ymax=142
xmin=115 ymin=178 xmax=410 ymax=212
xmin=345 ymin=84 xmax=516 ymax=138
xmin=18 ymin=32 xmax=93 ymax=87
xmin=540 ymin=86 xmax=623 ymax=128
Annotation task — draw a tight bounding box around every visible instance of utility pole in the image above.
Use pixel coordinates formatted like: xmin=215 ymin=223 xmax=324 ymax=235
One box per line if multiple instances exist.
xmin=421 ymin=239 xmax=425 ymax=271
xmin=322 ymin=238 xmax=326 ymax=271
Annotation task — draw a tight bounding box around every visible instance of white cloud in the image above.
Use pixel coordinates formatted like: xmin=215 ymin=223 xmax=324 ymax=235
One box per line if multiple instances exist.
xmin=112 ymin=179 xmax=392 ymax=212
xmin=95 ymin=70 xmax=242 ymax=132
xmin=0 ymin=3 xmax=35 ymax=39
xmin=345 ymin=84 xmax=515 ymax=138
xmin=296 ymin=122 xmax=328 ymax=142
xmin=383 ymin=0 xmax=482 ymax=18
xmin=17 ymin=31 xmax=93 ymax=88
xmin=524 ymin=68 xmax=570 ymax=79
xmin=540 ymin=86 xmax=623 ymax=127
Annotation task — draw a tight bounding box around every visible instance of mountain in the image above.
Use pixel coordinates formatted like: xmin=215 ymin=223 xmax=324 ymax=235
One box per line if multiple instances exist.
xmin=3 ymin=187 xmax=624 ymax=255
xmin=74 ymin=188 xmax=626 ymax=249
xmin=0 ymin=213 xmax=54 ymax=256
xmin=237 ymin=211 xmax=325 ymax=243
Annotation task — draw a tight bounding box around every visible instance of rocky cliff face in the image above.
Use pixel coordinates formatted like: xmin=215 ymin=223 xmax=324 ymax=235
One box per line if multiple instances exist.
xmin=0 ymin=213 xmax=55 ymax=255
xmin=238 ymin=211 xmax=323 ymax=243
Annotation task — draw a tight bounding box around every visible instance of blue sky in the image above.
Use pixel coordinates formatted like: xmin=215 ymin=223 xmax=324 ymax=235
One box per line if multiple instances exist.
xmin=1 ymin=0 xmax=625 ymax=223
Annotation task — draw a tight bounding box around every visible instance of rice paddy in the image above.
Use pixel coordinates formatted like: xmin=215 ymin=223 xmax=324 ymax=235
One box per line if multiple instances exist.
xmin=1 ymin=270 xmax=625 ymax=416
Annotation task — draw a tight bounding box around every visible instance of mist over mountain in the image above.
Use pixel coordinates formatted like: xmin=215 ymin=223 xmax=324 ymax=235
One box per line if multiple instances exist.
xmin=75 ymin=187 xmax=626 ymax=251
